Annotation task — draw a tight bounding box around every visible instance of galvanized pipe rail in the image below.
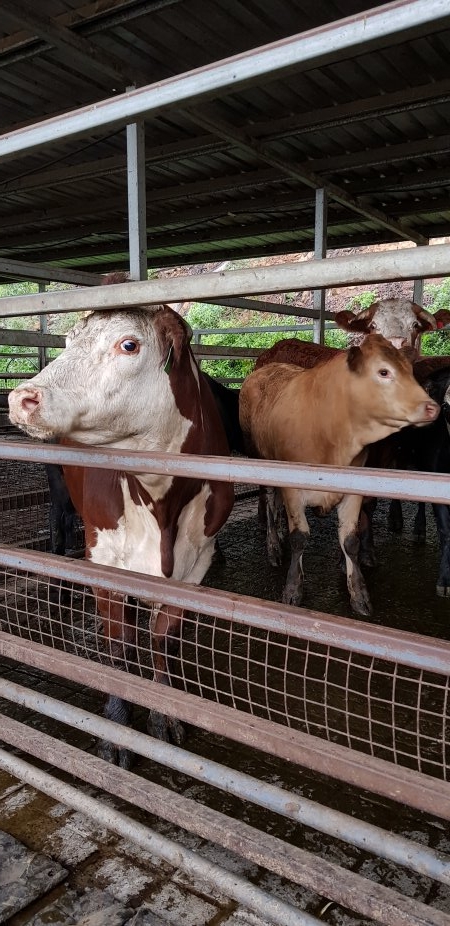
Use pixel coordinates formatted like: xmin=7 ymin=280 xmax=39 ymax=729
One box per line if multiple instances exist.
xmin=1 ymin=676 xmax=449 ymax=888
xmin=0 ymin=440 xmax=449 ymax=506
xmin=0 ymin=0 xmax=445 ymax=160
xmin=1 ymin=718 xmax=449 ymax=926
xmin=0 ymin=243 xmax=450 ymax=318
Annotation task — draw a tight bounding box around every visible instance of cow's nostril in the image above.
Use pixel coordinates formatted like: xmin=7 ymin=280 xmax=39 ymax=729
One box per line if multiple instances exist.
xmin=425 ymin=401 xmax=439 ymax=419
xmin=20 ymin=393 xmax=41 ymax=413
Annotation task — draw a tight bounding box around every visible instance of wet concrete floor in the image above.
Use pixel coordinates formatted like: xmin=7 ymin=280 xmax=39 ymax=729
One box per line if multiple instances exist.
xmin=1 ymin=478 xmax=450 ymax=925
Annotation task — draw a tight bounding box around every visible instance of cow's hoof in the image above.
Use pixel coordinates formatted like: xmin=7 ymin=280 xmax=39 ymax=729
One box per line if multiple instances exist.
xmin=436 ymin=584 xmax=450 ymax=597
xmin=147 ymin=711 xmax=186 ymax=745
xmin=351 ymin=593 xmax=372 ymax=618
xmin=98 ymin=740 xmax=133 ymax=770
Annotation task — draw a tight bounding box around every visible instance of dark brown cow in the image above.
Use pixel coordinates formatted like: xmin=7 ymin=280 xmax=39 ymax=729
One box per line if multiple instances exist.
xmin=240 ymin=335 xmax=438 ymax=617
xmin=9 ymin=305 xmax=234 ymax=764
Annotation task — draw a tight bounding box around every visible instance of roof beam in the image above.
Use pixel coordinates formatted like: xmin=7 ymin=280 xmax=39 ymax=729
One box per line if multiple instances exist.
xmin=4 ymin=72 xmax=450 ymax=196
xmin=0 ymin=0 xmax=131 ymax=87
xmin=185 ymin=108 xmax=428 ymax=247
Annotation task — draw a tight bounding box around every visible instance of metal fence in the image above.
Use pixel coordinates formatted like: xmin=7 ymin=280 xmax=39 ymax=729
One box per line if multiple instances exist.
xmin=2 ymin=440 xmax=450 ymax=925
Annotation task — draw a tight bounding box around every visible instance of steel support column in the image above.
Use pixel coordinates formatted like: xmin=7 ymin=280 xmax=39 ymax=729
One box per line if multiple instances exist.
xmin=126 ymin=113 xmax=147 ymax=281
xmin=38 ymin=282 xmax=48 ymax=371
xmin=313 ymin=189 xmax=327 ymax=344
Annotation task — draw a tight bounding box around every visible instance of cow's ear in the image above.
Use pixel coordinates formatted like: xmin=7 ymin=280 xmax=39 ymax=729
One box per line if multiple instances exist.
xmin=412 ymin=303 xmax=436 ymax=332
xmin=335 ymin=307 xmax=374 ymax=332
xmin=434 ymin=308 xmax=450 ymax=330
xmin=347 ymin=345 xmax=364 ymax=373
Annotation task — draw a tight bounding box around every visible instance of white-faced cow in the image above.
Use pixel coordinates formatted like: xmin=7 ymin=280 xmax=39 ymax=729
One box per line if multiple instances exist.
xmin=256 ymin=299 xmax=437 ymax=372
xmin=9 ymin=306 xmax=234 ymax=764
xmin=239 ymin=335 xmax=439 ymax=617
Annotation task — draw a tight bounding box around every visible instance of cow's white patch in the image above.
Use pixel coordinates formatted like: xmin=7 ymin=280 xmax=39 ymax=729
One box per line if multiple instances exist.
xmin=90 ymin=478 xmax=214 ymax=583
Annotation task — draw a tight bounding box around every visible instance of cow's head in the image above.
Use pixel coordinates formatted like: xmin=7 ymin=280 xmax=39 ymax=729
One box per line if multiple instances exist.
xmin=335 ymin=298 xmax=436 ymax=357
xmin=346 ymin=334 xmax=439 ymax=430
xmin=8 ymin=306 xmax=196 ymax=446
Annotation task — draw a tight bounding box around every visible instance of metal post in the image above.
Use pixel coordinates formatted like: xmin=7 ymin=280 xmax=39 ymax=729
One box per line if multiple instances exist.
xmin=126 ymin=103 xmax=147 ymax=281
xmin=38 ymin=282 xmax=48 ymax=370
xmin=313 ymin=189 xmax=327 ymax=344
xmin=413 ymin=277 xmax=424 ymax=305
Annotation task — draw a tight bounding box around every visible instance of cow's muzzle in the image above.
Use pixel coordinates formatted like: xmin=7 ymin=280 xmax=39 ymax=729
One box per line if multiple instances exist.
xmin=8 ymin=385 xmax=49 ymax=436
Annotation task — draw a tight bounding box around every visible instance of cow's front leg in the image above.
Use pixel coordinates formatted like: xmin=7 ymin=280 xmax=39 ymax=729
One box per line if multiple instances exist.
xmin=147 ymin=604 xmax=185 ymax=745
xmin=94 ymin=588 xmax=138 ymax=769
xmin=282 ymin=491 xmax=309 ymax=607
xmin=433 ymin=504 xmax=450 ymax=596
xmin=337 ymin=494 xmax=372 ymax=617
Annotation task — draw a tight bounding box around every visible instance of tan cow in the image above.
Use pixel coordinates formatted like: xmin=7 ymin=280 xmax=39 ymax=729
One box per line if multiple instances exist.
xmin=239 ymin=334 xmax=439 ymax=617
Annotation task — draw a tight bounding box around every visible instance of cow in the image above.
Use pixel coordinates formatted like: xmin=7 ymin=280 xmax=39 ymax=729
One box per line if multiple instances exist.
xmin=255 ymin=298 xmax=437 ymax=371
xmin=239 ymin=334 xmax=439 ymax=617
xmin=254 ymin=302 xmax=444 ymax=564
xmin=8 ymin=305 xmax=235 ymax=765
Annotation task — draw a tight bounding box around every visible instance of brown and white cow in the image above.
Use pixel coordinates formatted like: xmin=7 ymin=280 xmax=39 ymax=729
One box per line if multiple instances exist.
xmin=239 ymin=334 xmax=439 ymax=617
xmin=9 ymin=305 xmax=234 ymax=763
xmin=256 ymin=299 xmax=437 ymax=371
xmin=335 ymin=298 xmax=436 ymax=354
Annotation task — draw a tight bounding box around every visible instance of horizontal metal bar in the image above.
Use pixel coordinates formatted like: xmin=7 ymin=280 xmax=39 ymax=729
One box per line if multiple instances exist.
xmin=0 ymin=747 xmax=317 ymax=926
xmin=0 ymin=258 xmax=102 ymax=286
xmin=0 ymin=439 xmax=449 ymax=505
xmin=2 ymin=676 xmax=449 ymax=888
xmin=193 ymin=325 xmax=335 ymax=335
xmin=0 ymin=244 xmax=450 ymax=317
xmin=0 ymin=329 xmax=64 ymax=348
xmin=2 ymin=632 xmax=449 ymax=821
xmin=0 ymin=1 xmax=445 ymax=161
xmin=2 ymin=543 xmax=450 ymax=676
xmin=2 ymin=717 xmax=448 ymax=926
xmin=198 ymin=299 xmax=336 ymax=320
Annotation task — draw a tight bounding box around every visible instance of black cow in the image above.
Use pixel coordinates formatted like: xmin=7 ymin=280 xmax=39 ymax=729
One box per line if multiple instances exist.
xmin=393 ymin=364 xmax=450 ymax=596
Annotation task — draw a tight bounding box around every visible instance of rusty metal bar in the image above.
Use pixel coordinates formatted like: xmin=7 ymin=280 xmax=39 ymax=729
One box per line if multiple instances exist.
xmin=0 ymin=746 xmax=320 ymax=926
xmin=2 ymin=543 xmax=450 ymax=676
xmin=2 ymin=676 xmax=450 ymax=887
xmin=1 ymin=632 xmax=450 ymax=821
xmin=0 ymin=440 xmax=449 ymax=505
xmin=2 ymin=718 xmax=449 ymax=926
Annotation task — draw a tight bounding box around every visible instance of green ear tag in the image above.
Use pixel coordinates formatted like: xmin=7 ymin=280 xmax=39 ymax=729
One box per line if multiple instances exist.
xmin=163 ymin=344 xmax=174 ymax=374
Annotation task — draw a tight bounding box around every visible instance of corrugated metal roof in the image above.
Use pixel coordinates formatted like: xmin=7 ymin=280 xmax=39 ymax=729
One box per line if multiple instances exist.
xmin=0 ymin=0 xmax=449 ymax=277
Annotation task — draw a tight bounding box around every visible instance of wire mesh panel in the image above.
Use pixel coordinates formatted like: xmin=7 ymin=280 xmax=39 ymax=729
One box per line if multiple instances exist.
xmin=1 ymin=565 xmax=450 ymax=782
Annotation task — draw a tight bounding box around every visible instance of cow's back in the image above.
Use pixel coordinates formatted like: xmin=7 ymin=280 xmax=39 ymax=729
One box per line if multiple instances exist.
xmin=255 ymin=338 xmax=339 ymax=371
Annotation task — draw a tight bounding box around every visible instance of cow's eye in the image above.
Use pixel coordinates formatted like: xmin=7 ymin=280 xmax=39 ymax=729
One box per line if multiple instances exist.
xmin=378 ymin=368 xmax=391 ymax=379
xmin=119 ymin=339 xmax=139 ymax=353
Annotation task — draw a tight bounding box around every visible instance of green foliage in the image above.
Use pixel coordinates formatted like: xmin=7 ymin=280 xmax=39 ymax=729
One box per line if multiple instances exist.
xmin=186 ymin=303 xmax=313 ymax=381
xmin=346 ymin=290 xmax=377 ymax=311
xmin=421 ymin=278 xmax=450 ymax=355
